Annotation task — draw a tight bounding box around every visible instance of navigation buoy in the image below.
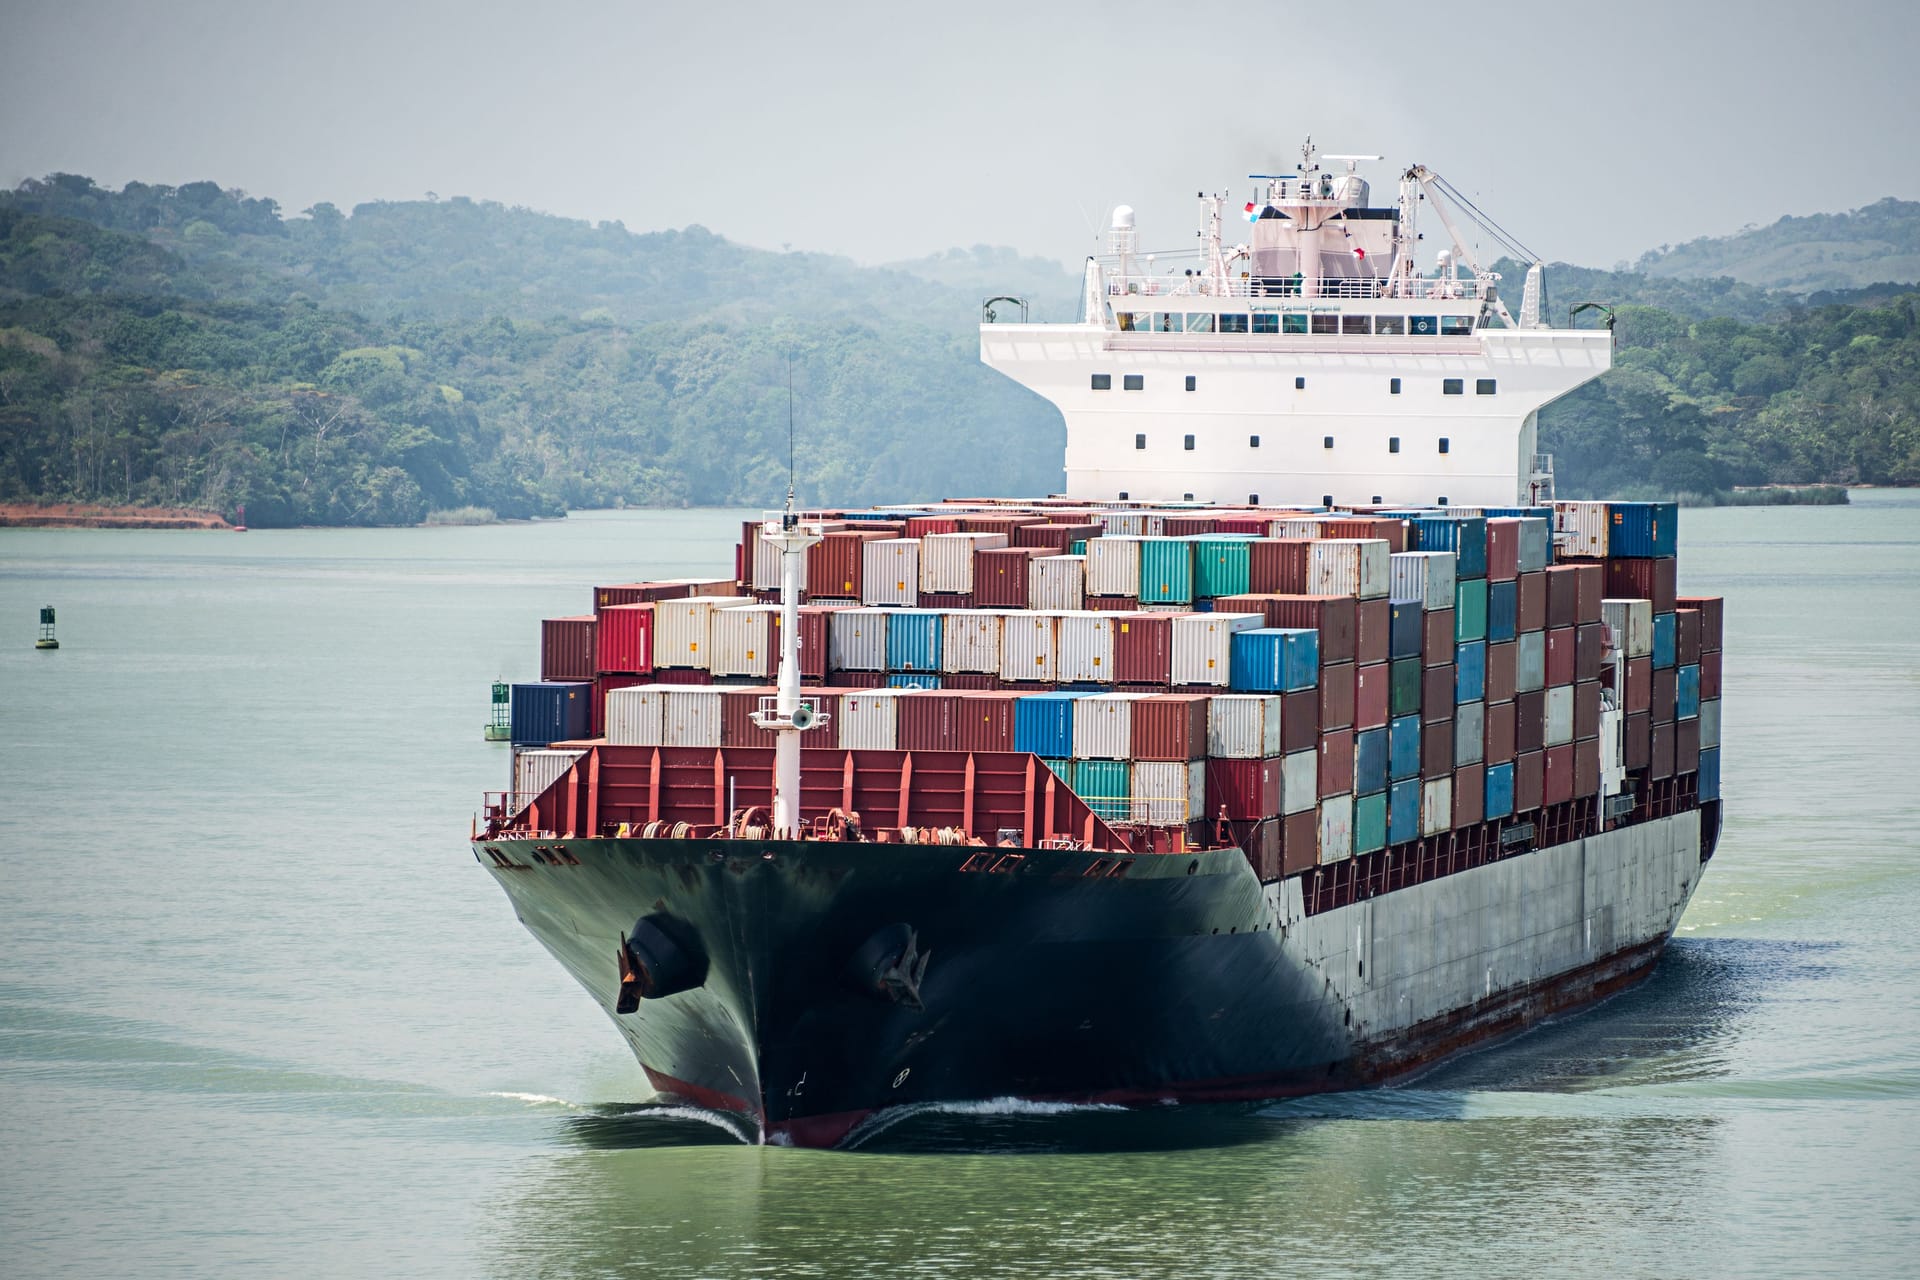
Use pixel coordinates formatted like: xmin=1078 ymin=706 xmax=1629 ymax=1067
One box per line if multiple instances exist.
xmin=484 ymin=678 xmax=511 ymax=741
xmin=232 ymin=502 xmax=249 ymax=532
xmin=35 ymin=605 xmax=58 ymax=650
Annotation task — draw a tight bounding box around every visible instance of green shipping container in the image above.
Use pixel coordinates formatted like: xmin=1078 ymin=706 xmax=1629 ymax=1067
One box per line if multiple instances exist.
xmin=1138 ymin=538 xmax=1195 ymax=604
xmin=1191 ymin=538 xmax=1252 ymax=599
xmin=1353 ymin=791 xmax=1388 ymax=854
xmin=1071 ymin=758 xmax=1131 ymax=807
xmin=1070 ymin=540 xmax=1087 ymax=556
xmin=1041 ymin=757 xmax=1072 ymax=783
xmin=1455 ymin=577 xmax=1489 ymax=643
xmin=1390 ymin=657 xmax=1423 ymax=717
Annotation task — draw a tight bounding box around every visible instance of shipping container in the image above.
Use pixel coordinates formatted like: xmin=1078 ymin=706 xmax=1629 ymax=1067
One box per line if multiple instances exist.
xmin=1355 ymin=598 xmax=1391 ymax=665
xmin=1516 ymin=630 xmax=1546 ymax=693
xmin=920 ymin=533 xmax=1008 ymax=593
xmin=1390 ymin=657 xmax=1422 ymax=718
xmin=1544 ymin=684 xmax=1574 ymax=746
xmin=1136 ymin=538 xmax=1195 ymax=605
xmin=1112 ymin=612 xmax=1174 ymax=684
xmin=1354 ymin=725 xmax=1388 ymax=795
xmin=1411 ymin=516 xmax=1488 ymax=579
xmin=653 ymin=596 xmax=753 ymax=669
xmin=540 ymin=615 xmax=598 ymax=682
xmin=1129 ymin=761 xmax=1206 ymax=825
xmin=1421 ymin=663 xmax=1454 ymax=719
xmin=1318 ymin=794 xmax=1354 ymax=864
xmin=1029 ymin=556 xmax=1086 ymax=611
xmin=1454 ymin=577 xmax=1488 ymax=643
xmin=1390 ymin=551 xmax=1457 ymax=610
xmin=590 ymin=673 xmax=647 ymax=737
xmin=706 ymin=603 xmax=778 ymax=677
xmin=1487 ymin=579 xmax=1518 ymax=643
xmin=1073 ymin=692 xmax=1152 ymax=760
xmin=1678 ymin=596 xmax=1725 ymax=650
xmin=1248 ymin=539 xmax=1314 ymax=594
xmin=1544 ymin=626 xmax=1576 ymax=687
xmin=1675 ymin=609 xmax=1703 ymax=666
xmin=1072 ymin=760 xmax=1132 ymax=816
xmin=829 ymin=607 xmax=891 ymax=671
xmin=835 ymin=690 xmax=903 ymax=750
xmin=1455 ymin=701 xmax=1485 ymax=766
xmin=1388 ymin=713 xmax=1421 ymax=781
xmin=603 ymin=684 xmax=667 ymax=745
xmin=1087 ymin=536 xmax=1144 ymax=597
xmin=1014 ymin=522 xmax=1101 ymax=554
xmin=1553 ymin=500 xmax=1610 ymax=558
xmin=594 ymin=581 xmax=695 ymax=611
xmin=1013 ymin=690 xmax=1085 ymax=757
xmin=1390 ymin=602 xmax=1423 ymax=660
xmin=1353 ymin=791 xmax=1388 ymax=854
xmin=1677 ymin=663 xmax=1701 ymax=719
xmin=1421 ymin=716 xmax=1454 ymax=779
xmin=514 ymin=747 xmax=583 ymax=804
xmin=1420 ymin=777 xmax=1453 ymax=836
xmin=1208 ymin=756 xmax=1283 ymax=821
xmin=1699 ymin=746 xmax=1721 ymax=801
xmin=1229 ymin=627 xmax=1321 ymax=693
xmin=1188 ymin=537 xmax=1253 ymax=598
xmin=1308 ymin=538 xmax=1391 ymax=600
xmin=974 ymin=547 xmax=1042 ymax=608
xmin=596 ymin=604 xmax=655 ymax=675
xmin=1387 ymin=777 xmax=1421 ymax=845
xmin=809 ymin=530 xmax=887 ymax=599
xmin=1422 ymin=608 xmax=1456 ymax=668
xmin=1653 ymin=611 xmax=1677 ymax=670
xmin=1607 ymin=501 xmax=1678 ymax=558
xmin=1575 ymin=679 xmax=1602 ymax=740
xmin=1515 ymin=517 xmax=1551 ymax=573
xmin=953 ymin=689 xmax=1021 ymax=754
xmin=657 ymin=687 xmax=723 ymax=748
xmin=1173 ymin=612 xmax=1265 ymax=687
xmin=1207 ymin=693 xmax=1284 ymax=758
xmin=1516 ymin=689 xmax=1547 ymax=754
xmin=510 ymin=681 xmax=591 ymax=746
xmin=1354 ymin=663 xmax=1390 ymax=730
xmin=1320 ymin=661 xmax=1356 ymax=730
xmin=1279 ymin=749 xmax=1319 ymax=815
xmin=1700 ymin=697 xmax=1721 ymax=749
xmin=1132 ymin=694 xmax=1210 ymax=761
xmin=1508 ymin=749 xmax=1542 ymax=812
xmin=1485 ymin=518 xmax=1521 ymax=582
xmin=1483 ymin=760 xmax=1515 ymax=819
xmin=1317 ymin=727 xmax=1354 ymax=798
xmin=1456 ymin=640 xmax=1486 ymax=705
xmin=941 ymin=611 xmax=1004 ymax=674
xmin=1485 ymin=640 xmax=1518 ymax=704
xmin=1053 ymin=612 xmax=1115 ymax=683
xmin=1606 ymin=557 xmax=1678 ymax=614
xmin=1485 ymin=699 xmax=1517 ymax=766
xmin=1701 ymin=649 xmax=1722 ymax=699
xmin=1516 ymin=570 xmax=1546 ymax=633
xmin=860 ymin=540 xmax=920 ymax=607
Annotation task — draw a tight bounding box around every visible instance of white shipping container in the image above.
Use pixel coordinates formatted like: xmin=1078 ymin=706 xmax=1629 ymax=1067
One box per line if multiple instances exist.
xmin=1282 ymin=749 xmax=1318 ymax=815
xmin=1420 ymin=778 xmax=1453 ymax=836
xmin=999 ymin=612 xmax=1058 ymax=683
xmin=653 ymin=596 xmax=753 ymax=669
xmin=1101 ymin=511 xmax=1149 ymax=536
xmin=1073 ymin=693 xmax=1150 ymax=760
xmin=661 ymin=688 xmax=723 ymax=747
xmin=709 ymin=603 xmax=779 ymax=677
xmin=1276 ymin=517 xmax=1329 ymax=539
xmin=604 ymin=684 xmax=669 ymax=746
xmin=1029 ymin=555 xmax=1086 ymax=610
xmin=1086 ymin=536 xmax=1143 ymax=597
xmin=837 ymin=690 xmax=902 ymax=751
xmin=1170 ymin=612 xmax=1263 ymax=686
xmin=1699 ymin=697 xmax=1721 ymax=749
xmin=1389 ymin=550 xmax=1458 ymax=611
xmin=1308 ymin=539 xmax=1390 ymax=600
xmin=1130 ymin=761 xmax=1205 ymax=826
xmin=1207 ymin=693 xmax=1284 ymax=759
xmin=1056 ymin=612 xmax=1116 ymax=683
xmin=941 ymin=610 xmax=1004 ymax=674
xmin=1516 ymin=517 xmax=1552 ymax=572
xmin=514 ymin=748 xmax=583 ymax=803
xmin=1602 ymin=598 xmax=1654 ymax=659
xmin=828 ymin=607 xmax=890 ymax=671
xmin=1554 ymin=500 xmax=1610 ymax=559
xmin=861 ymin=540 xmax=919 ymax=606
xmin=919 ymin=533 xmax=1008 ymax=593
xmin=1515 ymin=630 xmax=1547 ymax=693
xmin=1318 ymin=794 xmax=1354 ymax=864
xmin=1544 ymin=683 xmax=1574 ymax=746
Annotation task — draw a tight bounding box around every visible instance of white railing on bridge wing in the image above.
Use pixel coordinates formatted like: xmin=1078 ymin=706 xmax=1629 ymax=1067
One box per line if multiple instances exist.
xmin=1082 ymin=795 xmax=1191 ymax=827
xmin=1106 ymin=274 xmax=1491 ymax=302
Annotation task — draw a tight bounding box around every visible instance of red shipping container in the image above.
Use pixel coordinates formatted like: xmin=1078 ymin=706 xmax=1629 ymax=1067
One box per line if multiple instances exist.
xmin=791 ymin=606 xmax=832 ymax=680
xmin=1543 ymin=744 xmax=1575 ymax=807
xmin=541 ymin=615 xmax=599 ymax=682
xmin=1545 ymin=626 xmax=1576 ymax=687
xmin=1162 ymin=515 xmax=1219 ymax=537
xmin=1651 ymin=722 xmax=1675 ymax=780
xmin=1700 ymin=649 xmax=1722 ymax=699
xmin=957 ymin=515 xmax=1038 ymax=536
xmin=952 ymin=690 xmax=1019 ymax=753
xmin=919 ymin=592 xmax=974 ymax=610
xmin=1485 ymin=700 xmax=1517 ymax=764
xmin=1677 ymin=716 xmax=1701 ymax=775
xmin=1354 ymin=663 xmax=1390 ymax=730
xmin=1132 ymin=694 xmax=1210 ymax=761
xmin=1355 ymin=598 xmax=1391 ymax=665
xmin=1208 ymin=756 xmax=1282 ymax=821
xmin=1214 ymin=516 xmax=1271 ymax=536
xmin=1248 ymin=539 xmax=1314 ymax=593
xmin=594 ymin=581 xmax=693 ymax=611
xmin=1574 ymin=737 xmax=1601 ymax=797
xmin=1282 ymin=689 xmax=1320 ymax=753
xmin=1013 ymin=522 xmax=1100 ymax=553
xmin=1572 ymin=563 xmax=1605 ymax=624
xmin=1281 ymin=809 xmax=1319 ymax=876
xmin=719 ymin=686 xmax=776 ymax=747
xmin=1484 ymin=519 xmax=1522 ymax=582
xmin=1319 ymin=728 xmax=1356 ymax=798
xmin=1575 ymin=621 xmax=1607 ymax=681
xmin=1575 ymin=680 xmax=1602 ymax=740
xmin=944 ymin=673 xmax=1002 ymax=690
xmin=1320 ymin=662 xmax=1356 ymax=730
xmin=1244 ymin=823 xmax=1281 ymax=881
xmin=974 ymin=547 xmax=1044 ymax=608
xmin=1516 ymin=571 xmax=1547 ymax=633
xmin=1485 ymin=641 xmax=1518 ymax=704
xmin=1422 ymin=718 xmax=1454 ymax=780
xmin=1626 ymin=656 xmax=1652 ymax=712
xmin=1423 ymin=609 xmax=1456 ymax=667
xmin=597 ymin=604 xmax=655 ymax=675
xmin=1218 ymin=595 xmax=1357 ymax=664
xmin=1607 ymin=558 xmax=1678 ymax=614
xmin=1514 ymin=750 xmax=1545 ymax=813
xmin=1113 ymin=613 xmax=1173 ymax=683
xmin=1675 ymin=609 xmax=1703 ymax=666
xmin=1422 ymin=663 xmax=1455 ymax=719
xmin=1455 ymin=762 xmax=1486 ymax=827
xmin=807 ymin=530 xmax=888 ymax=599
xmin=1543 ymin=566 xmax=1580 ymax=630
xmin=652 ymin=666 xmax=713 ymax=686
xmin=826 ymin=670 xmax=888 ymax=688
xmin=1653 ymin=667 xmax=1678 ymax=723
xmin=1678 ymin=596 xmax=1725 ymax=650
xmin=1625 ymin=711 xmax=1651 ymax=770
xmin=905 ymin=516 xmax=960 ymax=538
xmin=1323 ymin=517 xmax=1410 ymax=552
xmin=1087 ymin=595 xmax=1141 ymax=612
xmin=896 ymin=692 xmax=959 ymax=751
xmin=1516 ymin=689 xmax=1546 ymax=753
xmin=590 ymin=673 xmax=649 ymax=737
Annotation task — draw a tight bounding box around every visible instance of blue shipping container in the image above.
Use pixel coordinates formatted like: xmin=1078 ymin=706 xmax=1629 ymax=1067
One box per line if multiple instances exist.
xmin=1390 ymin=601 xmax=1424 ymax=659
xmin=1485 ymin=761 xmax=1515 ymax=819
xmin=1456 ymin=639 xmax=1487 ymax=704
xmin=1389 ymin=714 xmax=1422 ymax=781
xmin=1412 ymin=516 xmax=1488 ymax=579
xmin=1487 ymin=579 xmax=1518 ymax=642
xmin=1388 ymin=777 xmax=1422 ymax=845
xmin=1652 ymin=611 xmax=1677 ymax=669
xmin=1014 ymin=691 xmax=1089 ymax=757
xmin=1481 ymin=506 xmax=1554 ymax=520
xmin=1606 ymin=501 xmax=1678 ymax=559
xmin=510 ymin=681 xmax=591 ymax=746
xmin=1677 ymin=664 xmax=1701 ymax=719
xmin=1698 ymin=747 xmax=1721 ymax=801
xmin=888 ymin=610 xmax=944 ymax=672
xmin=1230 ymin=628 xmax=1320 ymax=693
xmin=887 ymin=673 xmax=942 ymax=689
xmin=1355 ymin=726 xmax=1389 ymax=795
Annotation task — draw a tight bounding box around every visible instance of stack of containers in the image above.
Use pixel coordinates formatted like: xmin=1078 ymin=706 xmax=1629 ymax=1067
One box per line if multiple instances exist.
xmin=1681 ymin=594 xmax=1724 ymax=801
xmin=653 ymin=595 xmax=753 ymax=672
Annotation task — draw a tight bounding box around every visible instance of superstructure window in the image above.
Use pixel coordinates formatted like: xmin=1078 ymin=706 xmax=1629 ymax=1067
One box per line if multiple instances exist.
xmin=1438 ymin=495 xmax=1449 ymax=505
xmin=1322 ymin=494 xmax=1334 ymax=507
xmin=1153 ymin=312 xmax=1177 ymax=332
xmin=1252 ymin=313 xmax=1279 ymax=334
xmin=1134 ymin=434 xmax=1146 ymax=450
xmin=1295 ymin=376 xmax=1306 ymax=390
xmin=1183 ymin=435 xmax=1195 ymax=451
xmin=1124 ymin=374 xmax=1144 ymax=391
xmin=1342 ymin=315 xmax=1371 ymax=335
xmin=1375 ymin=315 xmax=1405 ymax=335
xmin=1183 ymin=492 xmax=1195 ymax=501
xmin=1323 ymin=436 xmax=1334 ymax=449
xmin=1389 ymin=437 xmax=1401 ymax=453
xmin=1185 ymin=375 xmax=1197 ymax=392
xmin=1092 ymin=374 xmax=1111 ymax=390
xmin=1218 ymin=314 xmax=1249 ymax=334
xmin=1249 ymin=493 xmax=1260 ymax=503
xmin=1443 ymin=378 xmax=1464 ymax=395
xmin=1184 ymin=314 xmax=1214 ymax=333
xmin=1476 ymin=379 xmax=1497 ymax=395
xmin=1439 ymin=438 xmax=1451 ymax=454
xmin=1311 ymin=315 xmax=1339 ymax=335
xmin=1410 ymin=315 xmax=1437 ymax=336
xmin=1441 ymin=316 xmax=1475 ymax=336
xmin=1282 ymin=314 xmax=1309 ymax=334
xmin=1249 ymin=435 xmax=1261 ymax=448
xmin=1390 ymin=377 xmax=1402 ymax=394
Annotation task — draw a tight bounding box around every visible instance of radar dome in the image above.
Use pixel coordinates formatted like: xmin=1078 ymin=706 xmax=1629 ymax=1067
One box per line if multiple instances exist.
xmin=1110 ymin=205 xmax=1136 ymax=229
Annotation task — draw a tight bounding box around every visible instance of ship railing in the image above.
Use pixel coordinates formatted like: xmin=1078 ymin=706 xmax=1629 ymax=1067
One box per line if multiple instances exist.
xmin=1080 ymin=795 xmax=1191 ymax=827
xmin=1105 ymin=274 xmax=1492 ymax=302
xmin=1103 ymin=333 xmax=1482 ymax=355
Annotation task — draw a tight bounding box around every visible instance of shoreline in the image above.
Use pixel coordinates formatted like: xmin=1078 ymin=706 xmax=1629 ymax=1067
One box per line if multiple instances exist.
xmin=0 ymin=503 xmax=232 ymax=530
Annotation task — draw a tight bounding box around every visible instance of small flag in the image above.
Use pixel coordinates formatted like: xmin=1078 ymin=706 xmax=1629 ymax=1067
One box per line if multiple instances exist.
xmin=1244 ymin=202 xmax=1260 ymax=223
xmin=1352 ymin=246 xmax=1366 ymax=260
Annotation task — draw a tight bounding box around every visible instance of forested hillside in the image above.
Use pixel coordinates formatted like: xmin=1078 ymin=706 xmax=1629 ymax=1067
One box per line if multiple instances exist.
xmin=1633 ymin=198 xmax=1920 ymax=293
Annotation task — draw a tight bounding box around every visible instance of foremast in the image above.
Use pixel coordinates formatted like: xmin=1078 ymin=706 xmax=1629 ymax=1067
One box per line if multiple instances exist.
xmin=748 ymin=489 xmax=830 ymax=836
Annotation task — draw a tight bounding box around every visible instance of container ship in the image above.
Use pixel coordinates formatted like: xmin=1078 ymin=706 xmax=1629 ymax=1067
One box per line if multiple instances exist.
xmin=474 ymin=144 xmax=1724 ymax=1148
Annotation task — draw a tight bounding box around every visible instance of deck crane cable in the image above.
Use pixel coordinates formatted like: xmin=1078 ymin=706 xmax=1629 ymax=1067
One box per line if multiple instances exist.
xmin=1425 ymin=174 xmax=1539 ymax=264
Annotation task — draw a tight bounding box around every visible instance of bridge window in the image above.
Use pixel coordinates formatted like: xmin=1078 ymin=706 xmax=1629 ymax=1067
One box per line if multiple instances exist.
xmin=1186 ymin=376 xmax=1197 ymax=392
xmin=1252 ymin=313 xmax=1279 ymax=334
xmin=1124 ymin=374 xmax=1144 ymax=391
xmin=1477 ymin=379 xmax=1497 ymax=395
xmin=1375 ymin=315 xmax=1405 ymax=336
xmin=1390 ymin=377 xmax=1401 ymax=394
xmin=1184 ymin=314 xmax=1215 ymax=333
xmin=1439 ymin=438 xmax=1451 ymax=454
xmin=1152 ymin=312 xmax=1177 ymax=332
xmin=1342 ymin=315 xmax=1371 ymax=335
xmin=1218 ymin=314 xmax=1249 ymax=334
xmin=1184 ymin=435 xmax=1195 ymax=451
xmin=1410 ymin=315 xmax=1437 ymax=336
xmin=1091 ymin=374 xmax=1111 ymax=391
xmin=1389 ymin=437 xmax=1401 ymax=453
xmin=1117 ymin=313 xmax=1141 ymax=331
xmin=1443 ymin=378 xmax=1464 ymax=395
xmin=1322 ymin=495 xmax=1334 ymax=507
xmin=1135 ymin=434 xmax=1146 ymax=450
xmin=1438 ymin=495 xmax=1449 ymax=505
xmin=1282 ymin=314 xmax=1309 ymax=335
xmin=1295 ymin=376 xmax=1306 ymax=390
xmin=1311 ymin=315 xmax=1340 ymax=335
xmin=1441 ymin=316 xmax=1476 ymax=336
xmin=1118 ymin=491 xmax=1129 ymax=499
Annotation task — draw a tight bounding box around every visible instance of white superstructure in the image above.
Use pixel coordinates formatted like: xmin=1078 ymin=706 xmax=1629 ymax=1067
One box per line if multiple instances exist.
xmin=982 ymin=141 xmax=1612 ymax=508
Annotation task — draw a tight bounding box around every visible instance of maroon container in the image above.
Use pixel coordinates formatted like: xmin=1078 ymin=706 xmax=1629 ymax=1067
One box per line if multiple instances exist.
xmin=1675 ymin=609 xmax=1703 ymax=666
xmin=1516 ymin=689 xmax=1546 ymax=753
xmin=1607 ymin=557 xmax=1678 ymax=614
xmin=1282 ymin=689 xmax=1319 ymax=753
xmin=541 ymin=616 xmax=599 ymax=682
xmin=1354 ymin=663 xmax=1390 ymax=730
xmin=792 ymin=606 xmax=832 ymax=680
xmin=1545 ymin=626 xmax=1576 ymax=687
xmin=1208 ymin=757 xmax=1282 ymax=821
xmin=1573 ymin=563 xmax=1605 ymax=624
xmin=956 ymin=514 xmax=1038 ymax=537
xmin=1281 ymin=809 xmax=1319 ymax=876
xmin=1162 ymin=515 xmax=1219 ymax=537
xmin=1543 ymin=744 xmax=1575 ymax=807
xmin=1455 ymin=762 xmax=1486 ymax=827
xmin=1625 ymin=656 xmax=1652 ymax=713
xmin=1320 ymin=662 xmax=1356 ymax=730
xmin=1484 ymin=519 xmax=1522 ymax=582
xmin=594 ymin=581 xmax=693 ymax=611
xmin=590 ymin=673 xmax=649 ymax=737
xmin=597 ymin=604 xmax=654 ymax=675
xmin=1422 ymin=663 xmax=1454 ymax=719
xmin=1513 ymin=750 xmax=1545 ymax=813
xmin=1214 ymin=516 xmax=1271 ymax=536
xmin=1516 ymin=571 xmax=1547 ymax=633
xmin=1245 ymin=823 xmax=1282 ymax=881
xmin=1678 ymin=596 xmax=1725 ymax=650
xmin=1485 ymin=641 xmax=1518 ymax=704
xmin=896 ymin=692 xmax=959 ymax=751
xmin=1013 ymin=522 xmax=1100 ymax=553
xmin=1132 ymin=694 xmax=1210 ymax=761
xmin=719 ymin=686 xmax=776 ymax=747
xmin=952 ymin=690 xmax=1019 ymax=753
xmin=1574 ymin=680 xmax=1601 ymax=740
xmin=1423 ymin=609 xmax=1456 ymax=667
xmin=974 ymin=547 xmax=1044 ymax=608
xmin=1485 ymin=700 xmax=1517 ymax=764
xmin=905 ymin=516 xmax=960 ymax=538
xmin=1575 ymin=621 xmax=1607 ymax=681
xmin=1323 ymin=517 xmax=1410 ymax=552
xmin=1574 ymin=737 xmax=1601 ymax=797
xmin=919 ymin=592 xmax=974 ymax=610
xmin=1319 ymin=728 xmax=1356 ymax=798
xmin=945 ymin=673 xmax=1003 ymax=690
xmin=1653 ymin=667 xmax=1678 ymax=723
xmin=1216 ymin=595 xmax=1356 ymax=664
xmin=1087 ymin=595 xmax=1142 ymax=612
xmin=802 ymin=531 xmax=875 ymax=599
xmin=1248 ymin=539 xmax=1314 ymax=594
xmin=1355 ymin=598 xmax=1391 ymax=665
xmin=681 ymin=579 xmax=739 ymax=598
xmin=1700 ymin=649 xmax=1722 ymax=699
xmin=1421 ymin=718 xmax=1454 ymax=780
xmin=1651 ymin=722 xmax=1675 ymax=780
xmin=1677 ymin=716 xmax=1701 ymax=775
xmin=652 ymin=666 xmax=713 ymax=686
xmin=1625 ymin=711 xmax=1651 ymax=770
xmin=826 ymin=670 xmax=888 ymax=688
xmin=1543 ymin=566 xmax=1580 ymax=630
xmin=1113 ymin=613 xmax=1173 ymax=684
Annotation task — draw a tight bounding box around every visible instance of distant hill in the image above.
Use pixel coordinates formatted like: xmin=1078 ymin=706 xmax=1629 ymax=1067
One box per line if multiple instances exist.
xmin=882 ymin=245 xmax=1082 ymax=321
xmin=1634 ymin=197 xmax=1920 ymax=293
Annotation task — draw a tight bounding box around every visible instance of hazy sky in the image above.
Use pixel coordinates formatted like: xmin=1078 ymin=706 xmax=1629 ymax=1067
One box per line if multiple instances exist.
xmin=5 ymin=0 xmax=1917 ymax=271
